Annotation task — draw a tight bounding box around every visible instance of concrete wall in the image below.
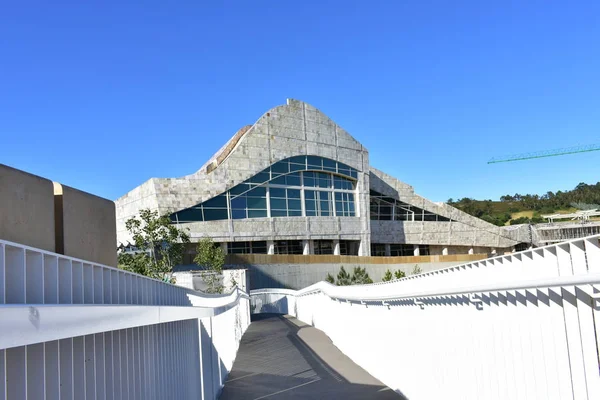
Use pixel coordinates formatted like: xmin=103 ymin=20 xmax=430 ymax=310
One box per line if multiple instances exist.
xmin=0 ymin=164 xmax=117 ymax=266
xmin=0 ymin=164 xmax=55 ymax=252
xmin=58 ymin=184 xmax=117 ymax=266
xmin=173 ymin=269 xmax=249 ymax=293
xmin=238 ymin=261 xmax=466 ymax=290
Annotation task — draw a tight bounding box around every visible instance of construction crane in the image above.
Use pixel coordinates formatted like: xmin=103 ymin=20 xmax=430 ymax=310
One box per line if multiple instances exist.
xmin=488 ymin=143 xmax=600 ymax=164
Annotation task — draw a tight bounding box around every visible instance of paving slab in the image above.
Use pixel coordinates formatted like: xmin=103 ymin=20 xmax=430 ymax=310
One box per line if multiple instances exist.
xmin=220 ymin=313 xmax=402 ymax=400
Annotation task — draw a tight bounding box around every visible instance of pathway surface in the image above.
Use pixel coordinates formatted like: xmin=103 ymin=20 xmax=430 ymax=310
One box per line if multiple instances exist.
xmin=220 ymin=314 xmax=401 ymax=400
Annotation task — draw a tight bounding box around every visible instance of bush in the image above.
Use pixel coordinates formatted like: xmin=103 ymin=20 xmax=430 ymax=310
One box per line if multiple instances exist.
xmin=325 ymin=273 xmax=335 ymax=284
xmin=336 ymin=266 xmax=352 ymax=286
xmin=382 ymin=269 xmax=393 ymax=282
xmin=194 ymin=237 xmax=225 ymax=294
xmin=411 ymin=264 xmax=422 ymax=275
xmin=394 ymin=270 xmax=406 ymax=279
xmin=351 ymin=266 xmax=373 ymax=285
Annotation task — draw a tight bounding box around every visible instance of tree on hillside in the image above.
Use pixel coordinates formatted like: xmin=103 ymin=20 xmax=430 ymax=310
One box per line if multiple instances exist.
xmin=194 ymin=237 xmax=226 ymax=294
xmin=451 ymin=181 xmax=600 ymax=226
xmin=336 ymin=266 xmax=352 ymax=286
xmin=118 ymin=209 xmax=190 ymax=281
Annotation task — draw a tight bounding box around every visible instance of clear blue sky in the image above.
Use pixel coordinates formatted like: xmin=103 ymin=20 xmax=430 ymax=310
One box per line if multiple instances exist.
xmin=1 ymin=1 xmax=599 ymax=202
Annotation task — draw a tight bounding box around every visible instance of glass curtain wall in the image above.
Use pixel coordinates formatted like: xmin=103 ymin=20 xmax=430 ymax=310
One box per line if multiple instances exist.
xmin=171 ymin=156 xmax=359 ymax=223
xmin=370 ymin=190 xmax=451 ymax=222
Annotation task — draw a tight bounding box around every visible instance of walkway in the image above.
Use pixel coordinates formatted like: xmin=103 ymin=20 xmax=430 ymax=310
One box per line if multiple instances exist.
xmin=220 ymin=314 xmax=401 ymax=399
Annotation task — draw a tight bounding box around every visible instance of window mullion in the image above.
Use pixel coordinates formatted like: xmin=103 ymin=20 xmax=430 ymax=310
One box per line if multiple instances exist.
xmin=266 ymin=185 xmax=271 ymax=218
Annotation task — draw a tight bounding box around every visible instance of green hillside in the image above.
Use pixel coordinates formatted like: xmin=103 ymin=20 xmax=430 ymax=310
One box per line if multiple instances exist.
xmin=448 ymin=182 xmax=600 ymax=226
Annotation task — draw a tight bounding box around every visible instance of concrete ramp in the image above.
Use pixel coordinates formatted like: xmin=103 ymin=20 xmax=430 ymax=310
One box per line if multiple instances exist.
xmin=220 ymin=314 xmax=401 ymax=399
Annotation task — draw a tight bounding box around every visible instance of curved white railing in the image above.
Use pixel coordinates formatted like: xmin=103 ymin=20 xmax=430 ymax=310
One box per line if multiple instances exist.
xmin=251 ymin=234 xmax=600 ymax=400
xmin=0 ymin=239 xmax=250 ymax=400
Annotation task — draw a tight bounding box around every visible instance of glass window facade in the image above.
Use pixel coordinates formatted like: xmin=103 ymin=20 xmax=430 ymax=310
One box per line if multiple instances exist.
xmin=371 ymin=243 xmax=387 ymax=256
xmin=274 ymin=240 xmax=303 ymax=255
xmin=370 ymin=190 xmax=451 ymax=222
xmin=418 ymin=245 xmax=430 ymax=256
xmin=390 ymin=244 xmax=414 ymax=256
xmin=171 ymin=156 xmax=358 ymax=223
xmin=314 ymin=240 xmax=334 ymax=255
xmin=339 ymin=240 xmax=359 ymax=256
xmin=227 ymin=241 xmax=267 ymax=254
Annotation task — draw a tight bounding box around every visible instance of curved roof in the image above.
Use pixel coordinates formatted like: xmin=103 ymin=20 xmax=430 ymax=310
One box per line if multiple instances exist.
xmin=116 ymin=98 xmax=369 ymax=218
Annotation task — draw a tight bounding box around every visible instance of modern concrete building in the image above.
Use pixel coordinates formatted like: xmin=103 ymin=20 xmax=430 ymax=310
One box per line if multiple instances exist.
xmin=116 ymin=99 xmax=529 ymax=258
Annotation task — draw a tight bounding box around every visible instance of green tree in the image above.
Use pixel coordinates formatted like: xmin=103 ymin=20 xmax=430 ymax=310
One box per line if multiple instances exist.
xmin=118 ymin=209 xmax=190 ymax=280
xmin=351 ymin=266 xmax=373 ymax=285
xmin=394 ymin=270 xmax=406 ymax=279
xmin=382 ymin=269 xmax=393 ymax=282
xmin=194 ymin=237 xmax=226 ymax=293
xmin=411 ymin=264 xmax=422 ymax=275
xmin=325 ymin=273 xmax=335 ymax=284
xmin=336 ymin=266 xmax=352 ymax=286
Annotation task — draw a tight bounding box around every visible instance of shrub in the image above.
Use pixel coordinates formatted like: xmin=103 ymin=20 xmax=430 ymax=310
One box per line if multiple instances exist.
xmin=351 ymin=266 xmax=373 ymax=285
xmin=382 ymin=269 xmax=393 ymax=282
xmin=325 ymin=273 xmax=335 ymax=284
xmin=336 ymin=266 xmax=352 ymax=286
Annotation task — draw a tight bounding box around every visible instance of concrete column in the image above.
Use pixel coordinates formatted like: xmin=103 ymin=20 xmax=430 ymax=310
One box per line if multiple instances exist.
xmin=358 ymin=239 xmax=369 ymax=256
xmin=442 ymin=247 xmax=449 ymax=256
xmin=302 ymin=240 xmax=310 ymax=255
xmin=333 ymin=240 xmax=340 ymax=256
xmin=267 ymin=240 xmax=275 ymax=255
xmin=413 ymin=245 xmax=420 ymax=256
xmin=468 ymin=247 xmax=474 ymax=255
xmin=384 ymin=244 xmax=391 ymax=257
xmin=220 ymin=242 xmax=228 ymax=254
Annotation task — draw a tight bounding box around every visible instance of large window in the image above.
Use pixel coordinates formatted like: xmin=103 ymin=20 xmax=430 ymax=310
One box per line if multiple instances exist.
xmin=314 ymin=240 xmax=334 ymax=255
xmin=390 ymin=244 xmax=414 ymax=256
xmin=370 ymin=190 xmax=451 ymax=222
xmin=340 ymin=240 xmax=359 ymax=256
xmin=274 ymin=240 xmax=303 ymax=255
xmin=371 ymin=243 xmax=387 ymax=256
xmin=227 ymin=241 xmax=267 ymax=254
xmin=171 ymin=156 xmax=358 ymax=223
xmin=417 ymin=245 xmax=430 ymax=256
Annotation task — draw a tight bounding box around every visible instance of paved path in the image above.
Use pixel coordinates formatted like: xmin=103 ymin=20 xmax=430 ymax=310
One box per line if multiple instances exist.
xmin=220 ymin=314 xmax=402 ymax=400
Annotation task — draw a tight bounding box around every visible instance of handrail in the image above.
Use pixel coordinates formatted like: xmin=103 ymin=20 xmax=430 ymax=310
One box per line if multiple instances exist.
xmin=351 ymin=233 xmax=600 ymax=287
xmin=252 ymin=274 xmax=600 ymax=303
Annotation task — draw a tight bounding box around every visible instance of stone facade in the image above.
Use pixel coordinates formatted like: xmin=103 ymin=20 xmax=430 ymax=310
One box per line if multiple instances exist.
xmin=116 ymin=99 xmax=528 ymax=256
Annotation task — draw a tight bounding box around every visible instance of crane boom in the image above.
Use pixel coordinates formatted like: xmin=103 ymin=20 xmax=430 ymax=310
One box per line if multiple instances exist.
xmin=488 ymin=143 xmax=600 ymax=164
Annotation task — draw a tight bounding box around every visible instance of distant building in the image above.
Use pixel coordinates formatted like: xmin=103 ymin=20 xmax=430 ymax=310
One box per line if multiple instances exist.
xmin=116 ymin=99 xmax=529 ymax=258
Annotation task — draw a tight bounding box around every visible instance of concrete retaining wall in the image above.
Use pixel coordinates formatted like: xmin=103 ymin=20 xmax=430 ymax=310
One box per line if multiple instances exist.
xmin=173 ymin=269 xmax=250 ymax=293
xmin=58 ymin=184 xmax=117 ymax=266
xmin=237 ymin=261 xmax=466 ymax=290
xmin=0 ymin=164 xmax=117 ymax=266
xmin=0 ymin=164 xmax=55 ymax=252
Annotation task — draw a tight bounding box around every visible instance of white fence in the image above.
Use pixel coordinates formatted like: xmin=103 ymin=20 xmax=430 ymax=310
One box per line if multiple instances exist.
xmin=0 ymin=239 xmax=250 ymax=400
xmin=251 ymin=235 xmax=600 ymax=400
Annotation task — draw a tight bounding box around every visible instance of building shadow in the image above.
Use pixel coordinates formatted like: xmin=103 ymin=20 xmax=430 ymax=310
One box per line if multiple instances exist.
xmin=220 ymin=313 xmax=407 ymax=399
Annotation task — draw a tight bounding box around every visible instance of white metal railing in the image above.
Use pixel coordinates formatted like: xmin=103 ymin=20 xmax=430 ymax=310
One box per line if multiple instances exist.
xmin=0 ymin=239 xmax=250 ymax=400
xmin=251 ymin=234 xmax=600 ymax=400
